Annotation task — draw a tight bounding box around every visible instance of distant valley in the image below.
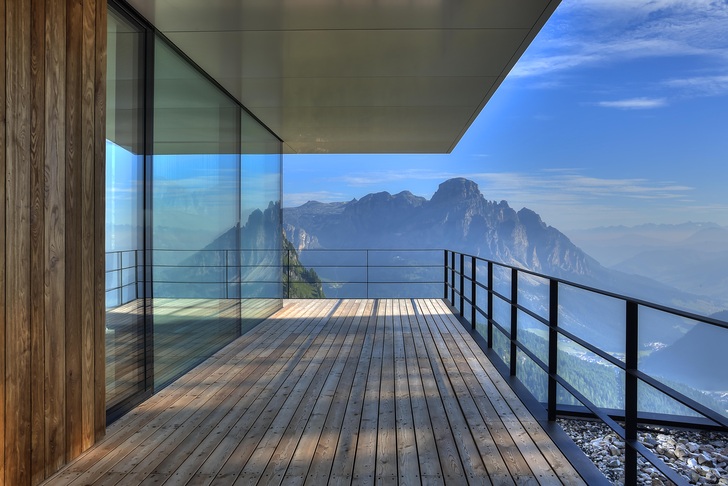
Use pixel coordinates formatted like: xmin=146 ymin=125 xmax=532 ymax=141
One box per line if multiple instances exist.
xmin=570 ymin=223 xmax=728 ymax=308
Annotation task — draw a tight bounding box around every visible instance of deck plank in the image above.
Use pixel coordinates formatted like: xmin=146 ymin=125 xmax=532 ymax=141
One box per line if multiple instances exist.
xmin=42 ymin=299 xmax=585 ymax=486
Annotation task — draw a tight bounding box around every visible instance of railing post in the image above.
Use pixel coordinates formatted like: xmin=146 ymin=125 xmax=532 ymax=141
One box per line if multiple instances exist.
xmin=548 ymin=279 xmax=558 ymax=421
xmin=625 ymin=300 xmax=639 ymax=486
xmin=366 ymin=250 xmax=369 ymax=300
xmin=443 ymin=250 xmax=448 ymax=299
xmin=286 ymin=248 xmax=291 ymax=299
xmin=471 ymin=256 xmax=477 ymax=330
xmin=117 ymin=251 xmax=123 ymax=305
xmin=450 ymin=251 xmax=456 ymax=305
xmin=459 ymin=253 xmax=465 ymax=317
xmin=225 ymin=250 xmax=229 ymax=299
xmin=510 ymin=267 xmax=518 ymax=376
xmin=487 ymin=261 xmax=493 ymax=349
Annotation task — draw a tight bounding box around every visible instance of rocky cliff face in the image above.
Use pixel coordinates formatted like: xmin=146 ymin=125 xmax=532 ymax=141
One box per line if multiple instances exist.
xmin=284 ymin=178 xmax=597 ymax=279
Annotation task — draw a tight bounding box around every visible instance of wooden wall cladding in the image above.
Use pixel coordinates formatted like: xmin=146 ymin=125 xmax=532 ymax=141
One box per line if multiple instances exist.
xmin=1 ymin=0 xmax=107 ymax=484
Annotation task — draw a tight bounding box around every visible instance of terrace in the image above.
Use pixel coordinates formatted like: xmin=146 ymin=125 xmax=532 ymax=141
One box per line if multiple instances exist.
xmin=69 ymin=249 xmax=728 ymax=485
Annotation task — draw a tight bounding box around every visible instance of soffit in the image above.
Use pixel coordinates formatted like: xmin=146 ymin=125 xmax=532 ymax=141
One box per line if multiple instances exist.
xmin=125 ymin=0 xmax=560 ymax=154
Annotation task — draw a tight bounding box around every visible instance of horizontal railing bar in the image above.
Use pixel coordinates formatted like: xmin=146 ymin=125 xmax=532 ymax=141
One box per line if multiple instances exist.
xmin=514 ymin=304 xmax=550 ymax=327
xmin=634 ymin=370 xmax=728 ymax=429
xmin=486 ymin=317 xmax=512 ymax=341
xmin=556 ymin=374 xmax=627 ymax=438
xmin=446 ymin=253 xmax=727 ymax=329
xmin=554 ymin=327 xmax=626 ymax=370
xmin=515 ymin=340 xmax=549 ymax=376
xmin=556 ymin=405 xmax=727 ymax=431
xmin=491 ymin=289 xmax=510 ymax=303
xmin=105 ymin=265 xmax=139 ymax=271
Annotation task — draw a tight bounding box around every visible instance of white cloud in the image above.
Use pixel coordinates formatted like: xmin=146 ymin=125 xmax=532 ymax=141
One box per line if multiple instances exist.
xmin=594 ymin=97 xmax=667 ymax=109
xmin=664 ymin=75 xmax=728 ymax=97
xmin=513 ymin=0 xmax=728 ymax=80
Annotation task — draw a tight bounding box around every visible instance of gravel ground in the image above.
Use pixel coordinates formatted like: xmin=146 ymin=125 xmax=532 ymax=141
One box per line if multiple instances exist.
xmin=558 ymin=418 xmax=728 ymax=485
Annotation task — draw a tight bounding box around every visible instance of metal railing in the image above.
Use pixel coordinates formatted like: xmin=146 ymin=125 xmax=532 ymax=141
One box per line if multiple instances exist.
xmin=286 ymin=248 xmax=442 ymax=299
xmin=444 ymin=249 xmax=728 ymax=486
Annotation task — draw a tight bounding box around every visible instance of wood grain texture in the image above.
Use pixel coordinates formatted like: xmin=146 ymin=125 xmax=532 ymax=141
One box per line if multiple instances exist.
xmin=30 ymin=0 xmax=47 ymax=481
xmin=93 ymin=0 xmax=107 ymax=444
xmin=1 ymin=0 xmax=106 ymax=482
xmin=42 ymin=299 xmax=585 ymax=486
xmin=80 ymin=0 xmax=98 ymax=452
xmin=5 ymin=1 xmax=33 ymax=484
xmin=65 ymin=0 xmax=84 ymax=461
xmin=0 ymin=0 xmax=7 ymax=481
xmin=44 ymin=0 xmax=68 ymax=475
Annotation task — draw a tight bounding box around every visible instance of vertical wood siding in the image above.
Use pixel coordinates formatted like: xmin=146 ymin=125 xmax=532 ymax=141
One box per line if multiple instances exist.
xmin=1 ymin=0 xmax=107 ymax=484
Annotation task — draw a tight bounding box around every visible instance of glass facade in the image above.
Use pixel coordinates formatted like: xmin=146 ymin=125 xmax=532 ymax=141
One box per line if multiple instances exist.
xmin=105 ymin=2 xmax=282 ymax=418
xmin=106 ymin=7 xmax=146 ymax=413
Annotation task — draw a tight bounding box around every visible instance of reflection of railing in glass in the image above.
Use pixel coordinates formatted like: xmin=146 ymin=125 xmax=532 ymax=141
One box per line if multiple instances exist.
xmin=105 ymin=250 xmax=142 ymax=308
xmin=443 ymin=249 xmax=728 ymax=486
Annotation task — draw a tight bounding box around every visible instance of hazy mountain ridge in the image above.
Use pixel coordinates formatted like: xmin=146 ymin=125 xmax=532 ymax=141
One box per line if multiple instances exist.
xmin=286 ymin=178 xmax=598 ymax=279
xmin=284 ymin=178 xmax=723 ymax=316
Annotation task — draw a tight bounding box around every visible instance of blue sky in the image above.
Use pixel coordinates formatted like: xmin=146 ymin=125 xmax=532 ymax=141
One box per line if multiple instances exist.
xmin=283 ymin=0 xmax=728 ymax=231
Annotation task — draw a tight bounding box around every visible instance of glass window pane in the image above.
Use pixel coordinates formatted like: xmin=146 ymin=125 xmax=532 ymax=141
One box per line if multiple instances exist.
xmin=106 ymin=8 xmax=146 ymax=411
xmin=152 ymin=37 xmax=243 ymax=389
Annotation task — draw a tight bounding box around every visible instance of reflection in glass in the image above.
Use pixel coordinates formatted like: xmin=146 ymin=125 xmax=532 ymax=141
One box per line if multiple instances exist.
xmin=106 ymin=8 xmax=146 ymax=411
xmin=105 ymin=7 xmax=283 ymax=416
xmin=240 ymin=111 xmax=282 ymax=331
xmin=152 ymin=38 xmax=243 ymax=389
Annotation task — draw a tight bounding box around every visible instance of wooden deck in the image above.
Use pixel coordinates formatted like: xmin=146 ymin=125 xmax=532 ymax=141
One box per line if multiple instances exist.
xmin=46 ymin=299 xmax=586 ymax=486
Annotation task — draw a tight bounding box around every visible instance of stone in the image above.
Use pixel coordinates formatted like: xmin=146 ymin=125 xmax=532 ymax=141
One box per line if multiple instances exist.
xmin=607 ymin=458 xmax=621 ymax=468
xmin=699 ymin=453 xmax=716 ymax=467
xmin=644 ymin=437 xmax=659 ymax=448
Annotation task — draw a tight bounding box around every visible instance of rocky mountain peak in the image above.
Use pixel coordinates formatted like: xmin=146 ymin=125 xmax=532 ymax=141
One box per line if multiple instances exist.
xmin=430 ymin=178 xmax=482 ymax=205
xmin=517 ymin=208 xmax=547 ymax=230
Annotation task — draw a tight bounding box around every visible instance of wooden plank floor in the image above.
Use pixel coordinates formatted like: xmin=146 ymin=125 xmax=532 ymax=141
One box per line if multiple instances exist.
xmin=45 ymin=299 xmax=586 ymax=486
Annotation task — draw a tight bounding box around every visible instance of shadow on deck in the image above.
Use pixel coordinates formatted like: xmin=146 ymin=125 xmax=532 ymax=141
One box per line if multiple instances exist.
xmin=46 ymin=298 xmax=587 ymax=485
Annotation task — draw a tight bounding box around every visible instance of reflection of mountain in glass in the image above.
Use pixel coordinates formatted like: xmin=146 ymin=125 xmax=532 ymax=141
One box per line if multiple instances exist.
xmin=154 ymin=202 xmax=282 ymax=299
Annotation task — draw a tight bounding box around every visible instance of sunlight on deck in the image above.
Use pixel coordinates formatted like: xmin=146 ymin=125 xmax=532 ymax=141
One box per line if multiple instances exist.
xmin=46 ymin=299 xmax=585 ymax=485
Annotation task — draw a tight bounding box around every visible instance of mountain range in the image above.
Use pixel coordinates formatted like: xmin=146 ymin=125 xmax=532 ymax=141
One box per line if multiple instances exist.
xmin=286 ymin=178 xmax=597 ymax=278
xmin=284 ymin=178 xmax=724 ymax=324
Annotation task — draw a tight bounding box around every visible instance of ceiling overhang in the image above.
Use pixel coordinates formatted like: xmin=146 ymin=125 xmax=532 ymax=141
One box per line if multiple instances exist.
xmin=125 ymin=0 xmax=560 ymax=154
